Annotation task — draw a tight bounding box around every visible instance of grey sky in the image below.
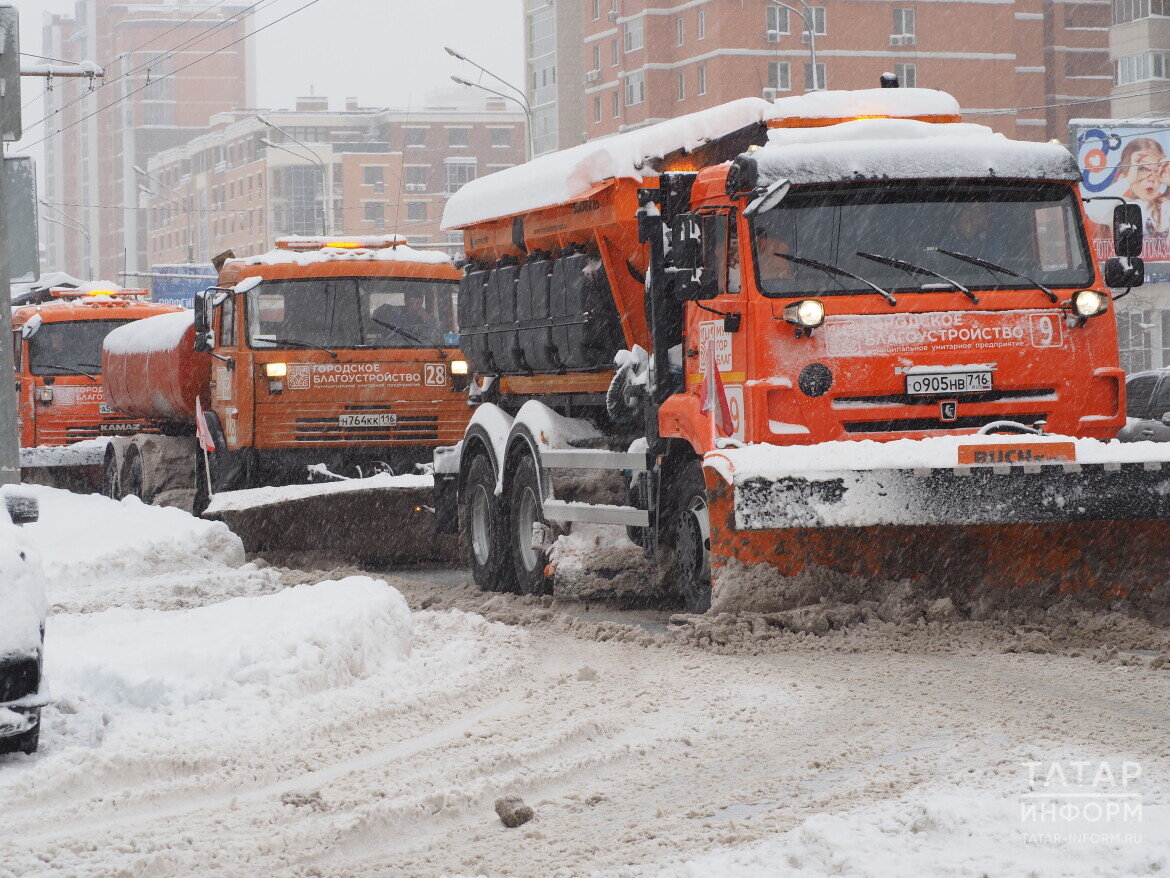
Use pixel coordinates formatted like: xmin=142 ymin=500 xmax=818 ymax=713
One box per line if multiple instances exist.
xmin=12 ymin=0 xmax=525 ymax=162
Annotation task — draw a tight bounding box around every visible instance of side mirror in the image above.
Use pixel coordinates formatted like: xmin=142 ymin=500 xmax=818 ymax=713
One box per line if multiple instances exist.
xmin=743 ymin=178 xmax=790 ymax=218
xmin=20 ymin=314 xmax=42 ymax=340
xmin=192 ymin=290 xmax=216 ymax=353
xmin=671 ymin=214 xmax=702 ymax=270
xmin=1104 ymin=256 xmax=1144 ymax=288
xmin=1114 ymin=203 xmax=1143 ymax=258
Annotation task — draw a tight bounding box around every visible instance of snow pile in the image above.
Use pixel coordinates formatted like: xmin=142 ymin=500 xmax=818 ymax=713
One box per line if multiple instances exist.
xmin=240 ymin=241 xmax=452 ymax=267
xmin=443 ymin=98 xmax=774 ymax=228
xmin=769 ymin=86 xmax=960 ymax=121
xmin=0 ymin=493 xmax=46 ymax=660
xmin=204 ymin=471 xmax=432 ymax=515
xmin=20 ymin=438 xmax=109 ymax=468
xmin=651 ymin=791 xmax=1169 ymax=877
xmin=19 ymin=485 xmax=244 ymax=587
xmin=755 ymin=118 xmax=1080 ymax=186
xmin=45 ymin=578 xmax=412 ymax=711
xmin=103 ymin=309 xmax=193 ymax=356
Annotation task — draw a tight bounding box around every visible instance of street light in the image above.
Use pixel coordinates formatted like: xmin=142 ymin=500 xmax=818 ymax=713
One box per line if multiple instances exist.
xmin=451 ymin=75 xmax=535 ymax=161
xmin=133 ymin=165 xmax=195 ymax=263
xmin=768 ymin=0 xmax=820 ymax=90
xmin=256 ymin=114 xmax=331 ymax=235
xmin=38 ymin=199 xmax=93 ymax=278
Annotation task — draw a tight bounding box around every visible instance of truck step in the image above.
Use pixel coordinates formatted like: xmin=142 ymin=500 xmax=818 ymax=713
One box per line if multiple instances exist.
xmin=543 ymin=500 xmax=650 ymax=527
xmin=541 ymin=449 xmax=649 ymax=472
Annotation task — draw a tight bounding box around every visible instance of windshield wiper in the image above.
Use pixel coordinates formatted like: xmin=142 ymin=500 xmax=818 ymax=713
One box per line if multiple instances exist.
xmin=369 ymin=315 xmax=447 ymax=360
xmin=856 ymin=251 xmax=978 ymax=304
xmin=37 ymin=363 xmax=98 ymax=381
xmin=773 ymin=252 xmax=897 ymax=306
xmin=264 ymin=337 xmax=338 ymax=359
xmin=930 ymin=247 xmax=1058 ymax=303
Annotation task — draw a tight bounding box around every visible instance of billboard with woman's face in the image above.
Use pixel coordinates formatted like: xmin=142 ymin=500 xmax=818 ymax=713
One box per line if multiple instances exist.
xmin=1075 ymin=123 xmax=1170 ymax=264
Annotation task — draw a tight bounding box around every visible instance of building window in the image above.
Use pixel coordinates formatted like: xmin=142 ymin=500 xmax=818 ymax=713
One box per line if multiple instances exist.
xmin=1117 ymin=51 xmax=1170 ymax=84
xmin=893 ymin=8 xmax=916 ymax=35
xmin=697 ymin=64 xmax=707 ymax=96
xmin=448 ymin=127 xmax=470 ymax=148
xmin=623 ymin=17 xmax=644 ymax=52
xmin=1114 ymin=0 xmax=1170 ymax=23
xmin=767 ymin=5 xmax=790 ymax=35
xmin=804 ymin=61 xmax=826 ymax=90
xmin=363 ymin=166 xmax=383 ymax=185
xmin=404 ymin=165 xmax=428 ymax=191
xmin=405 ymin=127 xmax=426 ymax=147
xmin=445 ymin=158 xmax=478 ymax=193
xmin=625 ymin=71 xmax=646 ymax=106
xmin=592 ymin=44 xmax=601 ymax=71
xmin=365 ymin=202 xmax=384 ymax=226
xmin=592 ymin=0 xmax=600 ymax=20
xmin=532 ymin=105 xmax=557 ymax=155
xmin=768 ymin=61 xmax=791 ymax=91
xmin=677 ymin=17 xmax=685 ymax=45
xmin=594 ymin=95 xmax=602 ymax=122
xmin=611 ymin=39 xmax=619 ymax=66
xmin=677 ymin=71 xmax=686 ymax=101
xmin=528 ymin=6 xmax=556 ymax=59
xmin=697 ymin=9 xmax=706 ymax=39
xmin=1118 ymin=310 xmax=1154 ymax=373
xmin=490 ymin=127 xmax=511 ymax=147
xmin=532 ymin=59 xmax=557 ymax=106
xmin=406 ymin=202 xmax=427 ymax=222
xmin=894 ymin=62 xmax=916 ymax=87
xmin=612 ymin=91 xmax=620 ymax=117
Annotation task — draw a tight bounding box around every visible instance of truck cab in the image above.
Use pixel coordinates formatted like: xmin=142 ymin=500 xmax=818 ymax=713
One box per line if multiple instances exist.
xmin=11 ymin=290 xmax=183 ymax=449
xmin=200 ymin=236 xmax=470 ymax=488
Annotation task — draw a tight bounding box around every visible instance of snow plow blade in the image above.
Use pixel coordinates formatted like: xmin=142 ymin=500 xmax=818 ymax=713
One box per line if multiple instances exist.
xmin=704 ymin=436 xmax=1170 ymax=601
xmin=203 ymin=478 xmax=458 ymax=566
xmin=19 ymin=443 xmax=106 ymax=494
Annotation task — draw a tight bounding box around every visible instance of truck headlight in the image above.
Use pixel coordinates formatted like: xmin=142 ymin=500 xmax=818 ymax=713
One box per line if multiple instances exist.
xmin=37 ymin=387 xmax=53 ymax=404
xmin=265 ymin=362 xmax=287 ymax=378
xmin=783 ymin=299 xmax=826 ymax=329
xmin=450 ymin=359 xmax=469 ymax=375
xmin=1071 ymin=289 xmax=1108 ymax=319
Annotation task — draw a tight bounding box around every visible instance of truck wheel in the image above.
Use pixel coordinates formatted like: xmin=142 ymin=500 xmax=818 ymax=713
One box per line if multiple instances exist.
xmin=508 ymin=454 xmax=552 ymax=596
xmin=462 ymin=454 xmax=514 ymax=593
xmin=102 ymin=447 xmax=122 ymax=500
xmin=122 ymin=446 xmax=147 ymax=503
xmin=668 ymin=462 xmax=712 ymax=613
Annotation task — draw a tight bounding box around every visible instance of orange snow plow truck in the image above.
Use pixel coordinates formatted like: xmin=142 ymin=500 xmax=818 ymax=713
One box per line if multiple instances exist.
xmin=101 ymin=237 xmax=468 ymax=562
xmin=12 ymin=289 xmax=183 ymax=492
xmin=435 ymin=83 xmax=1170 ymax=611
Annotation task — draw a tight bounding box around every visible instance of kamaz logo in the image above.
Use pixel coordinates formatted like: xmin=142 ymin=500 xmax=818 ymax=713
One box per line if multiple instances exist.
xmin=99 ymin=422 xmax=142 ymax=433
xmin=572 ymin=199 xmax=601 ymax=213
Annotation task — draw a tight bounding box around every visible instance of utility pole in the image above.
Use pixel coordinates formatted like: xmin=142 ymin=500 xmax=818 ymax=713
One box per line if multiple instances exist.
xmin=0 ymin=5 xmax=22 ymax=487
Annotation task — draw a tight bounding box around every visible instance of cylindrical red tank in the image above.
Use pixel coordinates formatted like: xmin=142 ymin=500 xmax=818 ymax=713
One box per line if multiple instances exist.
xmin=102 ymin=311 xmax=212 ymax=423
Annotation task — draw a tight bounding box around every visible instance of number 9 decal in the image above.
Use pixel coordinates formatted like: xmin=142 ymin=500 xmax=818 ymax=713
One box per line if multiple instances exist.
xmin=725 ymin=386 xmax=745 ymax=442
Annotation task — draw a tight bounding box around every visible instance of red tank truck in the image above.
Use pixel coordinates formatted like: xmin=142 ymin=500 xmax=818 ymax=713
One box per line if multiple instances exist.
xmin=11 ymin=289 xmax=184 ymax=492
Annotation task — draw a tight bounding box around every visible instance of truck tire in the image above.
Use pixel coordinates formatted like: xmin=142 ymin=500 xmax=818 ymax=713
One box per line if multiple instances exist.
xmin=462 ymin=454 xmax=514 ymax=593
xmin=664 ymin=461 xmax=712 ymax=613
xmin=507 ymin=453 xmax=552 ymax=595
xmin=102 ymin=446 xmax=122 ymax=500
xmin=122 ymin=445 xmax=148 ymax=503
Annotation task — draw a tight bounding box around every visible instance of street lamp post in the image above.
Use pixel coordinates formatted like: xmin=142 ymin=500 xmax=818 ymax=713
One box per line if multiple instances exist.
xmin=38 ymin=200 xmax=93 ymax=278
xmin=768 ymin=0 xmax=819 ymax=89
xmin=256 ymin=115 xmax=331 ymax=236
xmin=445 ymin=46 xmax=535 ymax=159
xmin=133 ymin=165 xmax=195 ymax=263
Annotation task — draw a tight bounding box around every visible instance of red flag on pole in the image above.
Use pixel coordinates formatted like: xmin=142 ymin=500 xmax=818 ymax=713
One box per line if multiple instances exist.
xmin=195 ymin=397 xmax=216 ymax=453
xmin=698 ymin=336 xmax=734 ymax=436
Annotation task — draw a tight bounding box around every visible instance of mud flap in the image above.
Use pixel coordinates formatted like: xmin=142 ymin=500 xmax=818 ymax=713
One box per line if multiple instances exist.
xmin=705 ymin=463 xmax=1170 ymax=601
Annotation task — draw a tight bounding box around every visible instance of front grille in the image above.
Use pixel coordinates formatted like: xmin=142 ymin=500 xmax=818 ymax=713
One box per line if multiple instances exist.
xmin=843 ymin=413 xmax=1048 ymax=434
xmin=0 ymin=656 xmax=39 ymax=703
xmin=833 ymin=388 xmax=1057 ymax=409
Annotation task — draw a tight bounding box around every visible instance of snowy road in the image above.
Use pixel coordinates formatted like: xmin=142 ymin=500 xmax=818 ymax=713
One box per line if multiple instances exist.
xmin=2 ymin=489 xmax=1170 ymax=876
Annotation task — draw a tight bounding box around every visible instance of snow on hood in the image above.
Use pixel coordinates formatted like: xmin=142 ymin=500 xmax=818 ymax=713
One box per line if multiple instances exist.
xmin=0 ymin=490 xmax=46 ymax=663
xmin=754 ymin=119 xmax=1080 ymax=185
xmin=442 ymin=97 xmax=775 ymax=229
xmin=104 ymin=309 xmax=194 ymax=356
xmin=240 ymin=242 xmax=452 ymax=267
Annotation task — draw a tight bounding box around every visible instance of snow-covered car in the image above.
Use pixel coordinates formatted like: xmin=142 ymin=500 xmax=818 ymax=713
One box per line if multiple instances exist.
xmin=1118 ymin=368 xmax=1170 ymax=442
xmin=0 ymin=491 xmax=45 ymax=755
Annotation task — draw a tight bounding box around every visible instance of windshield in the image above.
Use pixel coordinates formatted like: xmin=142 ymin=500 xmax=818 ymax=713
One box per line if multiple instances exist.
xmin=246 ymin=278 xmax=458 ymax=350
xmin=28 ymin=319 xmax=134 ymax=376
xmin=750 ymin=182 xmax=1094 ymax=298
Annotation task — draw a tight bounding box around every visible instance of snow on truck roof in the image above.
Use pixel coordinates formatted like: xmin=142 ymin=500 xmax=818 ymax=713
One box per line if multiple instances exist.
xmin=239 ymin=237 xmax=452 ymax=268
xmin=442 ymin=87 xmax=1073 ymax=229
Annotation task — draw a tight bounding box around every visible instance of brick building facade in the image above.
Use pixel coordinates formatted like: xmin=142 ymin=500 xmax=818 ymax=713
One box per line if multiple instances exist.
xmin=578 ymin=0 xmax=1111 ymax=143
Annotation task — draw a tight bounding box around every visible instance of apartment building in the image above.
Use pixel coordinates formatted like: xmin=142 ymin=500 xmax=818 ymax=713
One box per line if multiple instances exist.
xmin=582 ymin=0 xmax=1111 ymax=142
xmin=526 ymin=0 xmax=587 ymax=154
xmin=41 ymin=0 xmax=252 ymax=281
xmin=144 ymin=97 xmax=526 ymax=265
xmin=1110 ymin=0 xmax=1170 ymax=116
